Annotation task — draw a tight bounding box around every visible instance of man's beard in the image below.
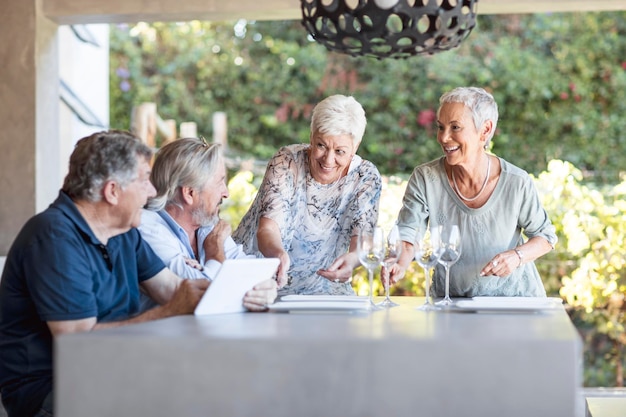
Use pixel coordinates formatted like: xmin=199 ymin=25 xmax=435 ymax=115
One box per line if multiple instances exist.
xmin=191 ymin=200 xmax=219 ymax=228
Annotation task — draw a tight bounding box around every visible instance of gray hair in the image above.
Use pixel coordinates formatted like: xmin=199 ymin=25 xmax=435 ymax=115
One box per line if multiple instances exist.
xmin=310 ymin=94 xmax=367 ymax=147
xmin=438 ymin=87 xmax=499 ymax=147
xmin=62 ymin=130 xmax=153 ymax=202
xmin=146 ymin=138 xmax=223 ymax=211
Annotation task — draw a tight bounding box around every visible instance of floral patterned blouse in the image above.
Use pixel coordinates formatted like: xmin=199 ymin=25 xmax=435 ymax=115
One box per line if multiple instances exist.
xmin=232 ymin=144 xmax=382 ymax=295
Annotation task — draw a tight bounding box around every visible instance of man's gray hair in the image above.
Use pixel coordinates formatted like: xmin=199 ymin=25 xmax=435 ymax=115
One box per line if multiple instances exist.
xmin=62 ymin=130 xmax=153 ymax=202
xmin=438 ymin=87 xmax=499 ymax=147
xmin=310 ymin=94 xmax=367 ymax=147
xmin=146 ymin=138 xmax=223 ymax=211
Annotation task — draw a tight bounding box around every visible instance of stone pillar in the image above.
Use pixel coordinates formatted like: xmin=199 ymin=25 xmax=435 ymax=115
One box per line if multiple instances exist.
xmin=0 ymin=0 xmax=59 ymax=254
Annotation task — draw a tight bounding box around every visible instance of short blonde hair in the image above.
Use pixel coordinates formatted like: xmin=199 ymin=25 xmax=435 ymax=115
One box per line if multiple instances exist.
xmin=310 ymin=94 xmax=367 ymax=147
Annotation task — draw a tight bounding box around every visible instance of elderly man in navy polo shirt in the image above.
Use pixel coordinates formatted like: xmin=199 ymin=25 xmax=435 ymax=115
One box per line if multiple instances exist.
xmin=0 ymin=130 xmax=277 ymax=417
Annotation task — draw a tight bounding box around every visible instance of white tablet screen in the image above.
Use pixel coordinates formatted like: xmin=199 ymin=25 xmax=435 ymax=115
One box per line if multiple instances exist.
xmin=194 ymin=258 xmax=279 ymax=315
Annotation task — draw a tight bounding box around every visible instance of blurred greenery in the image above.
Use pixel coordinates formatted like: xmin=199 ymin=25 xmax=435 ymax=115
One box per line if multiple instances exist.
xmin=111 ymin=12 xmax=626 ymax=179
xmin=110 ymin=12 xmax=626 ymax=387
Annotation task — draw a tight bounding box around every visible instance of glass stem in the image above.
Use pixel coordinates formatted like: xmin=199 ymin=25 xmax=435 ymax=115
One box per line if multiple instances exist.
xmin=424 ymin=267 xmax=431 ymax=304
xmin=385 ymin=268 xmax=390 ymax=300
xmin=369 ymin=268 xmax=374 ymax=304
xmin=444 ymin=265 xmax=450 ymax=301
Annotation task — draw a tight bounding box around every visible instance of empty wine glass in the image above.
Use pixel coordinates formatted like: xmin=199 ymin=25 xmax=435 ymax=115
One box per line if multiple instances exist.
xmin=435 ymin=224 xmax=462 ymax=307
xmin=414 ymin=225 xmax=440 ymax=311
xmin=358 ymin=227 xmax=385 ymax=309
xmin=377 ymin=224 xmax=402 ymax=308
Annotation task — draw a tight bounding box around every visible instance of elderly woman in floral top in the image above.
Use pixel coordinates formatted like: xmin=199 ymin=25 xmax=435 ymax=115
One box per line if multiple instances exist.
xmin=232 ymin=94 xmax=382 ymax=295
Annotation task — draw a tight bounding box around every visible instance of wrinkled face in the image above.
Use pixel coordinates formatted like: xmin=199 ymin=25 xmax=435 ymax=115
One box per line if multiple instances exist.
xmin=436 ymin=102 xmax=484 ymax=166
xmin=191 ymin=159 xmax=229 ymax=227
xmin=119 ymin=157 xmax=156 ymax=229
xmin=309 ymin=132 xmax=355 ymax=184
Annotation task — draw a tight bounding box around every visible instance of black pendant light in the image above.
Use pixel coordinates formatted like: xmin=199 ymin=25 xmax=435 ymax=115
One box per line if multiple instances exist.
xmin=301 ymin=0 xmax=479 ymax=59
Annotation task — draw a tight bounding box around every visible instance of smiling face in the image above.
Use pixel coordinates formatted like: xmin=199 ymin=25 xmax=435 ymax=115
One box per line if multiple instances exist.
xmin=436 ymin=102 xmax=487 ymax=166
xmin=308 ymin=132 xmax=355 ymax=184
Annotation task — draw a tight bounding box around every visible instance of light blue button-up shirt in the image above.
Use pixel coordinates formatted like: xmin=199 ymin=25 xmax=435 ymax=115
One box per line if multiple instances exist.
xmin=138 ymin=209 xmax=256 ymax=311
xmin=139 ymin=209 xmax=255 ymax=281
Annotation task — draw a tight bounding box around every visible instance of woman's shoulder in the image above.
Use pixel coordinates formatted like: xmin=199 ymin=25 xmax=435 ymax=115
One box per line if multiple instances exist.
xmin=498 ymin=157 xmax=533 ymax=182
xmin=410 ymin=157 xmax=445 ymax=179
xmin=274 ymin=144 xmax=308 ymax=159
xmin=354 ymin=157 xmax=380 ymax=174
xmin=269 ymin=144 xmax=308 ymax=167
xmin=351 ymin=157 xmax=382 ymax=184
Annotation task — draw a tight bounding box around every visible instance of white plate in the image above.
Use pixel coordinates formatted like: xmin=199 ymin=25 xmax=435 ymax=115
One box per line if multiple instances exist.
xmin=269 ymin=300 xmax=371 ymax=312
xmin=279 ymin=295 xmax=368 ymax=303
xmin=454 ymin=297 xmax=563 ymax=312
xmin=471 ymin=296 xmax=563 ymax=305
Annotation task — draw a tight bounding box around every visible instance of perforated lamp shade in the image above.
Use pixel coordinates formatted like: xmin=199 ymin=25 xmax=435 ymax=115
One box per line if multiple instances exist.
xmin=300 ymin=0 xmax=479 ymax=59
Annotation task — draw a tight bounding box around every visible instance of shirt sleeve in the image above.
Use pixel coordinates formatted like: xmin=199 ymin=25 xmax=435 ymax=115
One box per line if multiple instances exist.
xmin=517 ymin=174 xmax=558 ymax=248
xmin=349 ymin=161 xmax=382 ymax=237
xmin=138 ymin=214 xmax=209 ymax=280
xmin=256 ymin=147 xmax=299 ymax=231
xmin=200 ymin=236 xmax=258 ymax=279
xmin=397 ymin=165 xmax=431 ymax=244
xmin=223 ymin=236 xmax=257 ymax=260
xmin=132 ymin=229 xmax=167 ymax=282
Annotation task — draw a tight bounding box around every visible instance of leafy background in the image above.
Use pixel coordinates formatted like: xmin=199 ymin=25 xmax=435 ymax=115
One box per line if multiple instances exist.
xmin=109 ymin=12 xmax=626 ymax=387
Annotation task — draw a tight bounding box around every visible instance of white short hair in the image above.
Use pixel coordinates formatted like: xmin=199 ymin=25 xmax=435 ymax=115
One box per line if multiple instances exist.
xmin=438 ymin=87 xmax=499 ymax=147
xmin=310 ymin=94 xmax=367 ymax=147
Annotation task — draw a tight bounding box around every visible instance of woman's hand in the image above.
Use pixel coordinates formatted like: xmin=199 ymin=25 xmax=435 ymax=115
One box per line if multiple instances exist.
xmin=257 ymin=217 xmax=290 ymax=289
xmin=274 ymin=250 xmax=291 ymax=289
xmin=481 ymin=250 xmax=521 ymax=277
xmin=388 ymin=241 xmax=413 ymax=284
xmin=481 ymin=238 xmax=553 ymax=277
xmin=385 ymin=262 xmax=407 ymax=286
xmin=243 ymin=278 xmax=278 ymax=311
xmin=317 ymin=252 xmax=359 ymax=284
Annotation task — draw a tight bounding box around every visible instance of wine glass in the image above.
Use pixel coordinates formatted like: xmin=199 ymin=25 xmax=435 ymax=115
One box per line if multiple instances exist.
xmin=435 ymin=224 xmax=462 ymax=307
xmin=414 ymin=225 xmax=440 ymax=311
xmin=358 ymin=227 xmax=385 ymax=309
xmin=377 ymin=224 xmax=402 ymax=308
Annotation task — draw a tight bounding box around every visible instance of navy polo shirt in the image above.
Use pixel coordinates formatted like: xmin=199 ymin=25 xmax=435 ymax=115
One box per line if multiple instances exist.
xmin=0 ymin=191 xmax=165 ymax=417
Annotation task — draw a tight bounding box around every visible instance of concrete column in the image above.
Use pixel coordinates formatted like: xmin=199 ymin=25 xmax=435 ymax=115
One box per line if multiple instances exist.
xmin=0 ymin=1 xmax=59 ymax=255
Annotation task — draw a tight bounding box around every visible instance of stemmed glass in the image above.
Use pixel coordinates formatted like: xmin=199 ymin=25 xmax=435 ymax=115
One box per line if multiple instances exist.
xmin=358 ymin=226 xmax=385 ymax=309
xmin=377 ymin=225 xmax=402 ymax=308
xmin=414 ymin=225 xmax=440 ymax=311
xmin=435 ymin=224 xmax=462 ymax=307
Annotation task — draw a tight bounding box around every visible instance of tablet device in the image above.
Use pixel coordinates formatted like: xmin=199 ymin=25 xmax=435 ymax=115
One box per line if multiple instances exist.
xmin=194 ymin=258 xmax=280 ymax=316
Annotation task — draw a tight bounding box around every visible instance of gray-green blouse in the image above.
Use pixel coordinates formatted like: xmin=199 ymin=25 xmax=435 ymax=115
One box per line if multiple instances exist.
xmin=397 ymin=157 xmax=557 ymax=297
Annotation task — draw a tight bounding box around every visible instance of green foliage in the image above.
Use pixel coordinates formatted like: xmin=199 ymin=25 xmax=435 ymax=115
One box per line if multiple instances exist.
xmin=534 ymin=159 xmax=626 ymax=385
xmin=111 ymin=12 xmax=626 ymax=179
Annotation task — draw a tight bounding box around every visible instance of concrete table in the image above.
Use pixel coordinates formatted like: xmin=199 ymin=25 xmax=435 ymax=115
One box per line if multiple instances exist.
xmin=55 ymin=297 xmax=584 ymax=417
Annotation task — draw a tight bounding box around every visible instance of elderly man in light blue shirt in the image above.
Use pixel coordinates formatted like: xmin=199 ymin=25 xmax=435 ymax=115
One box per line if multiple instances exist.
xmin=140 ymin=211 xmax=253 ymax=280
xmin=138 ymin=138 xmax=256 ymax=309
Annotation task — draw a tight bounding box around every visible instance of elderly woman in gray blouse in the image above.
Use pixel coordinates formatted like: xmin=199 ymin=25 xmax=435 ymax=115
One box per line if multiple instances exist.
xmin=390 ymin=86 xmax=557 ymax=297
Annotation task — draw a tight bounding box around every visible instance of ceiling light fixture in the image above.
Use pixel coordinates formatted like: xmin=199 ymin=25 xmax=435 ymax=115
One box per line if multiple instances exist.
xmin=300 ymin=0 xmax=479 ymax=59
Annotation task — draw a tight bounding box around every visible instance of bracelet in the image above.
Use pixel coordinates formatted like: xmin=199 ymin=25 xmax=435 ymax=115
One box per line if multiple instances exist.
xmin=514 ymin=248 xmax=524 ymax=268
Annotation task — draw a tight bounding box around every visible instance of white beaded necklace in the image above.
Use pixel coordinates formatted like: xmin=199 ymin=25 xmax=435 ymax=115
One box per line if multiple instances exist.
xmin=451 ymin=155 xmax=491 ymax=202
